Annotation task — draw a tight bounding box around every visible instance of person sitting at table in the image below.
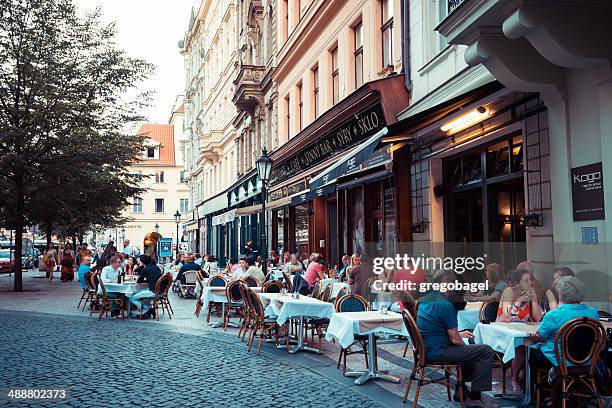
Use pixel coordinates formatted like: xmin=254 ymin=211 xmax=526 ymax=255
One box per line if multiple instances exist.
xmin=284 ymin=253 xmax=304 ymax=275
xmin=130 ymin=254 xmax=162 ymax=319
xmin=465 ymin=263 xmax=508 ymax=302
xmin=282 ymin=251 xmax=290 ymax=266
xmin=347 ymin=254 xmax=364 ymax=296
xmin=545 ymin=266 xmax=574 ymax=311
xmin=517 ymin=261 xmax=547 ymax=302
xmin=77 ymin=255 xmax=92 ymax=290
xmin=304 ymin=253 xmax=325 ymax=291
xmin=203 ymin=255 xmax=219 ymax=275
xmin=101 ymin=256 xmax=122 ymax=283
xmin=337 ymin=254 xmax=350 ymax=280
xmin=418 ymin=269 xmax=496 ymax=408
xmin=233 ymin=257 xmax=249 ymax=280
xmin=243 ymin=257 xmax=265 ymax=285
xmin=174 ymin=254 xmax=201 ymax=293
xmin=224 ymin=257 xmax=240 ymax=277
xmin=269 ymin=250 xmax=280 ymax=267
xmin=497 ymin=268 xmax=543 ymax=393
xmin=530 ymin=276 xmax=599 ymax=407
xmin=194 ymin=253 xmax=203 ymax=266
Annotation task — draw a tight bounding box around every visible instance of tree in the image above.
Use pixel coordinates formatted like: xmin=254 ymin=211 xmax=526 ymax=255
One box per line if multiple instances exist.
xmin=0 ymin=0 xmax=153 ymax=290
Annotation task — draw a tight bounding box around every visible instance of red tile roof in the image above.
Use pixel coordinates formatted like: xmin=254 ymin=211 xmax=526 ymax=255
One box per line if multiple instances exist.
xmin=135 ymin=123 xmax=175 ymax=166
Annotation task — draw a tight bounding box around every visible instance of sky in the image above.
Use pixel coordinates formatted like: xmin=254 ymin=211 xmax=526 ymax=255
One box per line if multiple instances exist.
xmin=76 ymin=0 xmax=194 ymax=123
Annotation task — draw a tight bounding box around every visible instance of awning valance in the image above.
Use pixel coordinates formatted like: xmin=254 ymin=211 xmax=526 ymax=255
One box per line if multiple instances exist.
xmin=308 ymin=127 xmax=388 ymax=190
xmin=211 ymin=209 xmax=236 ymax=226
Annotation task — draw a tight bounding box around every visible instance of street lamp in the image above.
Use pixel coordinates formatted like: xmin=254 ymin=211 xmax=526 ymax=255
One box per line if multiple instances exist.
xmin=255 ymin=148 xmax=273 ymax=274
xmin=174 ymin=210 xmax=181 ymax=261
xmin=154 ymin=223 xmax=160 ymax=233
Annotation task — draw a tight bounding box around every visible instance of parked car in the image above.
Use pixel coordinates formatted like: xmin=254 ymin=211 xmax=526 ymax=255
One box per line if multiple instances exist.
xmin=22 ymin=248 xmax=40 ymax=269
xmin=0 ymin=249 xmax=16 ymax=273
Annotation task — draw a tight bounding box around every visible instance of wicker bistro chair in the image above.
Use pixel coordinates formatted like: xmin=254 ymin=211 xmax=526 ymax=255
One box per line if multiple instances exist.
xmin=224 ymin=280 xmax=244 ymax=331
xmin=97 ymin=279 xmax=126 ymax=320
xmin=206 ymin=275 xmax=228 ymax=323
xmin=237 ymin=282 xmax=253 ymax=342
xmin=88 ymin=272 xmax=101 ymax=315
xmin=335 ymin=294 xmax=370 ymax=374
xmin=319 ymin=283 xmax=333 ymax=302
xmin=282 ymin=271 xmax=293 ymax=292
xmin=241 ymin=276 xmax=258 ymax=288
xmin=138 ymin=273 xmax=174 ymax=321
xmin=310 ymin=281 xmax=323 ymax=299
xmin=262 ymin=280 xmax=283 ymax=293
xmin=534 ymin=317 xmax=606 ymax=408
xmin=245 ymin=288 xmax=288 ymax=355
xmin=400 ymin=291 xmax=419 ymax=358
xmin=402 ymin=310 xmax=465 ymax=408
xmin=194 ymin=270 xmax=208 ymax=317
xmin=477 ymin=300 xmax=509 ymax=392
xmin=78 ymin=271 xmax=95 ymax=311
xmin=334 ymin=286 xmax=350 ymax=304
xmin=179 ymin=270 xmax=198 ymax=299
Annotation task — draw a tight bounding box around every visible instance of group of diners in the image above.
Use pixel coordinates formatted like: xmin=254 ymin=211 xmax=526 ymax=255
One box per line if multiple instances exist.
xmin=412 ymin=261 xmax=609 ymax=408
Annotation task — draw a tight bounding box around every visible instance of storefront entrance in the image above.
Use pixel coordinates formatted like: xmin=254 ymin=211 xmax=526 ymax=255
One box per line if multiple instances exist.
xmin=443 ymin=134 xmax=527 ymax=269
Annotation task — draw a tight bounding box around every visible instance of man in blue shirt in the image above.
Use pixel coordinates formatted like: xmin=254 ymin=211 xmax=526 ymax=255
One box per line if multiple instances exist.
xmin=77 ymin=256 xmax=92 ymax=289
xmin=529 ymin=276 xmax=599 ymax=406
xmin=417 ymin=270 xmax=496 ymax=408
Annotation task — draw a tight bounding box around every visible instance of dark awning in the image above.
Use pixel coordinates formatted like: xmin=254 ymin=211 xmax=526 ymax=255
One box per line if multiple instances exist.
xmin=308 ymin=127 xmax=388 ymax=191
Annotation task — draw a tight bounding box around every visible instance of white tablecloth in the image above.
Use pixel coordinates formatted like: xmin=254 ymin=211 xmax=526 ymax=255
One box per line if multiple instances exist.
xmin=259 ymin=293 xmax=335 ymax=325
xmin=458 ymin=308 xmax=480 ymax=331
xmin=195 ymin=278 xmax=210 ymax=296
xmin=325 ymin=311 xmax=409 ymax=348
xmin=201 ymin=286 xmax=227 ymax=310
xmin=98 ymin=282 xmax=144 ymax=298
xmin=474 ymin=322 xmax=539 ymax=363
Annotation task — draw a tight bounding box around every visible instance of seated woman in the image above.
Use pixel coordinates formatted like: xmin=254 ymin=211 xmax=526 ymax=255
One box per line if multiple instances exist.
xmin=497 ymin=268 xmax=544 ymax=393
xmin=465 ymin=263 xmax=507 ymax=302
xmin=530 ymin=276 xmax=598 ymax=407
xmin=304 ymin=253 xmax=325 ymax=291
xmin=545 ymin=266 xmax=574 ymax=311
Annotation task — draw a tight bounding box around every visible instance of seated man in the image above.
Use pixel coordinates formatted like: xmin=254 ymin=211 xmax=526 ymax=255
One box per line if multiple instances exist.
xmin=77 ymin=255 xmax=92 ymax=290
xmin=417 ymin=269 xmax=496 ymax=408
xmin=101 ymin=256 xmax=122 ymax=283
xmin=233 ymin=257 xmax=248 ymax=280
xmin=284 ymin=253 xmax=304 ymax=275
xmin=244 ymin=257 xmax=265 ymax=285
xmin=174 ymin=254 xmax=201 ymax=295
xmin=130 ymin=255 xmax=162 ymax=319
xmin=530 ymin=276 xmax=599 ymax=407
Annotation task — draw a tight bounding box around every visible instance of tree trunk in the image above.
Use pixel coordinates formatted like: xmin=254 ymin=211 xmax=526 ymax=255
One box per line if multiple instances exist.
xmin=13 ymin=173 xmax=25 ymax=292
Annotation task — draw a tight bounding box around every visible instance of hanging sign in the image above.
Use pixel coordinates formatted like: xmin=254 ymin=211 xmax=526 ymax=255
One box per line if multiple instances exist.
xmin=571 ymin=162 xmax=605 ymax=221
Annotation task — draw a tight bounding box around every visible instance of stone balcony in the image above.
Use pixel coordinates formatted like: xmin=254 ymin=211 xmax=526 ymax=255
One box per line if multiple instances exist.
xmin=232 ymin=64 xmax=266 ymax=113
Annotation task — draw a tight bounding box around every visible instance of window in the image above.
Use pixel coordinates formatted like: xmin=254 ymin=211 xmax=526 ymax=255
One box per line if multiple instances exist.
xmin=132 ymin=198 xmax=143 ymax=213
xmin=284 ymin=95 xmax=290 ymax=138
xmin=180 ymin=198 xmax=189 ymax=213
xmin=331 ymin=46 xmax=339 ymax=104
xmin=381 ymin=0 xmax=394 ymax=68
xmin=155 ymin=198 xmax=165 ymax=213
xmin=353 ymin=22 xmax=364 ymax=88
xmin=146 ymin=146 xmax=156 ymax=159
xmin=297 ymin=82 xmax=303 ymax=131
xmin=155 ymin=171 xmax=165 ymax=183
xmin=312 ymin=65 xmax=319 ymax=118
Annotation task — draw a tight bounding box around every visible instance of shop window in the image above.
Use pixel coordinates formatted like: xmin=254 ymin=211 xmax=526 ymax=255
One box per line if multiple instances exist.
xmin=295 ymin=205 xmax=310 ymax=258
xmin=462 ymin=152 xmax=482 ymax=184
xmin=275 ymin=209 xmax=285 ymax=255
xmin=487 ymin=140 xmax=510 ymax=178
xmin=511 ymin=135 xmax=524 ymax=173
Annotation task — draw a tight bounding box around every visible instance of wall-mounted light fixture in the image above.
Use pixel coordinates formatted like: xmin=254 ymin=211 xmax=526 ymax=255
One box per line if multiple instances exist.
xmin=441 ymin=106 xmax=492 ymax=135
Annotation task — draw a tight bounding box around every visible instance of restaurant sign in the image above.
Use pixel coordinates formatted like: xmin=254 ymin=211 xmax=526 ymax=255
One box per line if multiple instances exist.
xmin=270 ymin=103 xmax=386 ymax=185
xmin=571 ymin=162 xmax=605 ymax=221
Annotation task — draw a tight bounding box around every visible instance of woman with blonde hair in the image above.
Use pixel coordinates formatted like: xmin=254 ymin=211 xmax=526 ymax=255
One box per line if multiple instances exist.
xmin=347 ymin=254 xmax=363 ymax=295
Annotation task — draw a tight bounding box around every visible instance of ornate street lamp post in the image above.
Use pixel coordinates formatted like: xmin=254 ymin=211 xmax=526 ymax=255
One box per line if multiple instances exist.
xmin=174 ymin=210 xmax=181 ymax=261
xmin=255 ymin=148 xmax=273 ymax=274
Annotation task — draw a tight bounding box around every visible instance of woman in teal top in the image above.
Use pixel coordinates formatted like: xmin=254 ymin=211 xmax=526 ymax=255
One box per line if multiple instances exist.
xmin=529 ymin=276 xmax=598 ymax=406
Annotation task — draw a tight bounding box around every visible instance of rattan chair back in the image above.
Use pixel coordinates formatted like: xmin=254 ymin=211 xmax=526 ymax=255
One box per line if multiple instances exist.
xmin=553 ymin=317 xmax=606 ymax=376
xmin=402 ymin=310 xmax=427 ymax=367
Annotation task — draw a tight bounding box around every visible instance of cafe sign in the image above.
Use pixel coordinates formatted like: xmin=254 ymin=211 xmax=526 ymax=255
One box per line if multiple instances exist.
xmin=571 ymin=162 xmax=605 ymax=221
xmin=270 ymin=103 xmax=386 ymax=185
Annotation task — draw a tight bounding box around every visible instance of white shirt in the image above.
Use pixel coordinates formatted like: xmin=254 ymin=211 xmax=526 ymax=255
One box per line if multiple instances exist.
xmin=233 ymin=267 xmax=247 ymax=281
xmin=101 ymin=265 xmax=121 ymax=283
